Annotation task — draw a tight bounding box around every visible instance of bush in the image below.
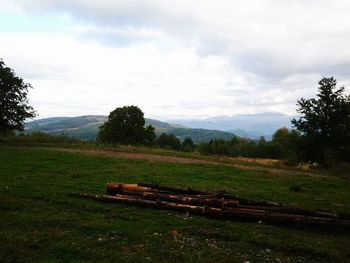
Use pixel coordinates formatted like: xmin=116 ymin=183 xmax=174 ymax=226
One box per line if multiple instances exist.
xmin=0 ymin=131 xmax=80 ymax=144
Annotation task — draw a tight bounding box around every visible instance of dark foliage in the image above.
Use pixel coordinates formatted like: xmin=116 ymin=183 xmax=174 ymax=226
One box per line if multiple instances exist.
xmin=0 ymin=131 xmax=81 ymax=145
xmin=292 ymin=77 xmax=350 ymax=165
xmin=198 ymin=136 xmax=283 ymax=159
xmin=272 ymin=127 xmax=301 ymax=165
xmin=97 ymin=106 xmax=155 ymax=145
xmin=166 ymin=127 xmax=236 ymax=144
xmin=144 ymin=124 xmax=156 ymax=146
xmin=0 ymin=59 xmax=36 ymax=133
xmin=156 ymin=133 xmax=181 ymax=150
xmin=181 ymin=137 xmax=195 ymax=152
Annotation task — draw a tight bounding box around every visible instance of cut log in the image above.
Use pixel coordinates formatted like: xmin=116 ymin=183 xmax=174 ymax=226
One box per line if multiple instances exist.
xmin=69 ymin=192 xmax=220 ymax=216
xmin=137 ymin=182 xmax=285 ymax=207
xmin=106 ymin=183 xmax=239 ymax=208
xmin=107 ymin=182 xmax=347 ymax=219
xmin=69 ymin=192 xmax=350 ymax=228
xmin=105 ymin=187 xmax=239 ymax=208
xmin=137 ymin=191 xmax=239 ymax=208
xmin=221 ymin=208 xmax=348 ymax=227
xmin=106 ymin=183 xmax=155 ymax=195
xmin=216 ymin=193 xmax=285 ymax=207
xmin=137 ymin=182 xmax=211 ymax=195
xmin=238 ymin=205 xmax=339 ymax=219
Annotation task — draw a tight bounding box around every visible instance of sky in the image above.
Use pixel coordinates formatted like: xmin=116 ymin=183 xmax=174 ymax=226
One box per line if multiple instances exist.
xmin=1 ymin=0 xmax=350 ymax=120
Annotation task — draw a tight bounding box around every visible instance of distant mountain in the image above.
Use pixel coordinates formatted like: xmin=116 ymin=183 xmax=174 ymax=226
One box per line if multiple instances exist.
xmin=168 ymin=112 xmax=295 ymax=140
xmin=25 ymin=115 xmax=107 ymax=141
xmin=144 ymin=119 xmax=186 ymax=133
xmin=25 ymin=115 xmax=238 ymax=143
xmin=164 ymin=127 xmax=239 ymax=143
xmin=228 ymin=129 xmax=257 ymax=139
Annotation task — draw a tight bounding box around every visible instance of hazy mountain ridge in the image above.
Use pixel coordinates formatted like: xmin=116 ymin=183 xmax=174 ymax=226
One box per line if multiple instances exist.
xmin=25 ymin=112 xmax=293 ymax=142
xmin=25 ymin=115 xmax=107 ymax=132
xmin=25 ymin=115 xmax=238 ymax=143
xmin=168 ymin=112 xmax=295 ymax=140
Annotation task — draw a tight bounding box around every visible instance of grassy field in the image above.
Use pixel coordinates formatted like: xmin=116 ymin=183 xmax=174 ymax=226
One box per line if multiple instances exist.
xmin=1 ymin=146 xmax=350 ymax=262
xmin=0 ymin=136 xmax=317 ymax=173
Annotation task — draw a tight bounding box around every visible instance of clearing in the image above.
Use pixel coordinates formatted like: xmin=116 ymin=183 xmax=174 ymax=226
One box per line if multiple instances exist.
xmin=1 ymin=146 xmax=350 ymax=262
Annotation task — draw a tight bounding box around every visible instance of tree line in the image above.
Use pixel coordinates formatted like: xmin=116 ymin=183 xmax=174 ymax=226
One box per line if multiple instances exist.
xmin=197 ymin=131 xmax=298 ymax=162
xmin=1 ymin=59 xmax=350 ymax=167
xmin=97 ymin=105 xmax=297 ymax=160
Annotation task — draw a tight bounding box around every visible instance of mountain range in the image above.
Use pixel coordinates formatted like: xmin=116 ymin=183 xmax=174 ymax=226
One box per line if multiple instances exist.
xmin=25 ymin=112 xmax=294 ymax=142
xmin=168 ymin=112 xmax=294 ymax=140
xmin=25 ymin=116 xmax=238 ymax=143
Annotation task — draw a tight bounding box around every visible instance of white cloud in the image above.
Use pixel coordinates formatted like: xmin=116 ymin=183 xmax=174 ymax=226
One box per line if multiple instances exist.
xmin=0 ymin=32 xmax=246 ymax=119
xmin=1 ymin=0 xmax=350 ymax=119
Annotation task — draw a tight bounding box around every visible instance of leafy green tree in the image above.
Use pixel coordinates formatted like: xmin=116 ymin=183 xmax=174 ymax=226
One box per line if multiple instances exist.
xmin=144 ymin=125 xmax=156 ymax=146
xmin=156 ymin=133 xmax=181 ymax=150
xmin=273 ymin=127 xmax=291 ymax=146
xmin=181 ymin=137 xmax=195 ymax=152
xmin=272 ymin=127 xmax=300 ymax=164
xmin=291 ymin=77 xmax=350 ymax=164
xmin=0 ymin=60 xmax=36 ymax=133
xmin=209 ymin=139 xmax=230 ymax=155
xmin=97 ymin=105 xmax=155 ymax=145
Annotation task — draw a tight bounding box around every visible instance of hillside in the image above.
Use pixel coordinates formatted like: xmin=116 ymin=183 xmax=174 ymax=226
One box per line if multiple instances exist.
xmin=25 ymin=115 xmax=238 ymax=143
xmin=25 ymin=115 xmax=107 ymax=142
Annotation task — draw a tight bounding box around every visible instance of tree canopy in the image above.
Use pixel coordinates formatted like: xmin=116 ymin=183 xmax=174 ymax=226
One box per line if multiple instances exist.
xmin=156 ymin=133 xmax=181 ymax=150
xmin=181 ymin=137 xmax=195 ymax=152
xmin=272 ymin=127 xmax=300 ymax=164
xmin=97 ymin=105 xmax=155 ymax=145
xmin=0 ymin=59 xmax=36 ymax=133
xmin=292 ymin=77 xmax=350 ymax=164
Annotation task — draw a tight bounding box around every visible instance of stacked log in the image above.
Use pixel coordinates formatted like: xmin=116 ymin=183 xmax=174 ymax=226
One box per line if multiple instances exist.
xmin=69 ymin=182 xmax=350 ymax=228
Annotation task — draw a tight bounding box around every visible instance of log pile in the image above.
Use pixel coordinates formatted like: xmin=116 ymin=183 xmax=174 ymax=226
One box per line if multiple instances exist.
xmin=69 ymin=182 xmax=350 ymax=228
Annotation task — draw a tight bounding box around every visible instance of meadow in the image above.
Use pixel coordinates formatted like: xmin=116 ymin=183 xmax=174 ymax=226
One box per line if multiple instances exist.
xmin=1 ymin=146 xmax=350 ymax=262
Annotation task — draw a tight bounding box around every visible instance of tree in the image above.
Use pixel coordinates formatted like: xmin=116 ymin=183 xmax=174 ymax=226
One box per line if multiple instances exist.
xmin=181 ymin=137 xmax=195 ymax=152
xmin=291 ymin=77 xmax=350 ymax=164
xmin=272 ymin=128 xmax=300 ymax=152
xmin=272 ymin=127 xmax=300 ymax=164
xmin=0 ymin=59 xmax=36 ymax=133
xmin=144 ymin=125 xmax=156 ymax=146
xmin=156 ymin=133 xmax=181 ymax=150
xmin=97 ymin=105 xmax=155 ymax=145
xmin=272 ymin=127 xmax=290 ymax=145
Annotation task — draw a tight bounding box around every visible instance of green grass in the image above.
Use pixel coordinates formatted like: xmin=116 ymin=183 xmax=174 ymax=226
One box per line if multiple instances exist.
xmin=1 ymin=146 xmax=350 ymax=262
xmin=1 ymin=134 xmax=285 ymax=168
xmin=0 ymin=134 xmax=331 ymax=175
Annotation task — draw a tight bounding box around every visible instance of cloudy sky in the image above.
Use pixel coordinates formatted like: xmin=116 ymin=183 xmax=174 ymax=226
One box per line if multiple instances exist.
xmin=1 ymin=0 xmax=350 ymax=120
